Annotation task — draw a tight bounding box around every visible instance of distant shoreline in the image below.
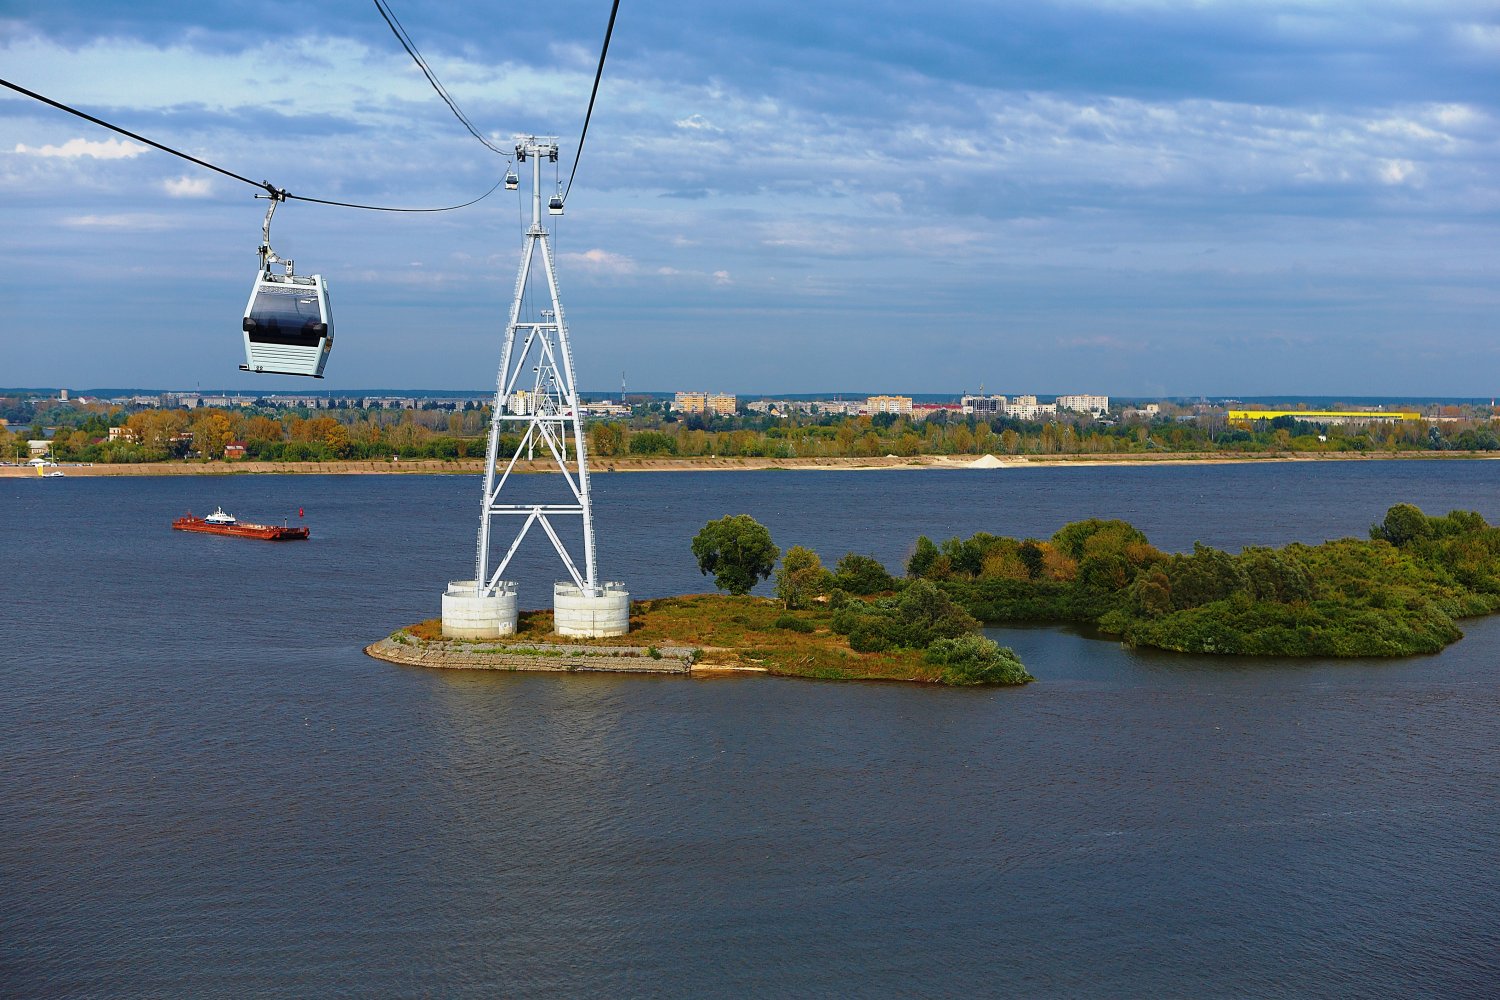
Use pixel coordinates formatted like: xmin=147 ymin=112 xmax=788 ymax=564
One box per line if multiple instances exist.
xmin=6 ymin=451 xmax=1500 ymax=477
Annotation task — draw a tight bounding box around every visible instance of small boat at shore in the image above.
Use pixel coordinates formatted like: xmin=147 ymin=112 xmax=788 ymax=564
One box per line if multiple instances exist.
xmin=173 ymin=506 xmax=309 ymax=541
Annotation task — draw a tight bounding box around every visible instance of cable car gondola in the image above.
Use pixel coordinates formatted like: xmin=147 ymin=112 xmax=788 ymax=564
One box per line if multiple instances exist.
xmin=504 ymin=169 xmax=519 ymax=191
xmin=240 ymin=191 xmax=334 ymax=379
xmin=548 ymin=190 xmax=564 ymax=216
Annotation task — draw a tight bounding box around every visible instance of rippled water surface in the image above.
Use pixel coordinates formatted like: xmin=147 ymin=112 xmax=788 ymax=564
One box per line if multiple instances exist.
xmin=3 ymin=463 xmax=1499 ymax=997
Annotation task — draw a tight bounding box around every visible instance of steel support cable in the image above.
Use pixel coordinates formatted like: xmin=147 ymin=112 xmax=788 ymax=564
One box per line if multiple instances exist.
xmin=1 ymin=76 xmax=501 ymax=213
xmin=370 ymin=0 xmax=510 ymax=158
xmin=2 ymin=77 xmax=265 ymax=190
xmin=562 ymin=0 xmax=621 ymax=203
xmin=290 ymin=179 xmax=502 ymax=212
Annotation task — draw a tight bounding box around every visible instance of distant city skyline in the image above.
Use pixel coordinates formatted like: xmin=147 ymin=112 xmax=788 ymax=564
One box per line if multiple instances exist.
xmin=2 ymin=1 xmax=1496 ymax=394
xmin=7 ymin=385 xmax=1500 ymax=408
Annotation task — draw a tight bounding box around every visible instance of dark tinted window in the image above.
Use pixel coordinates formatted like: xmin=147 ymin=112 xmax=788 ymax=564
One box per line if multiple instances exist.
xmin=245 ymin=283 xmax=326 ymax=346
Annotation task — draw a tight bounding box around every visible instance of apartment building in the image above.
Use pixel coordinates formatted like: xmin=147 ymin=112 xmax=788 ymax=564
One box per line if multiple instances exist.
xmin=674 ymin=391 xmax=737 ymax=416
xmin=1056 ymin=394 xmax=1110 ymax=414
xmin=865 ymin=395 xmax=913 ymax=416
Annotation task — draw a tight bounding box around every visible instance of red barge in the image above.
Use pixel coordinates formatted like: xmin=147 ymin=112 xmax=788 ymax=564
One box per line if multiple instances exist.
xmin=173 ymin=506 xmax=309 ymax=541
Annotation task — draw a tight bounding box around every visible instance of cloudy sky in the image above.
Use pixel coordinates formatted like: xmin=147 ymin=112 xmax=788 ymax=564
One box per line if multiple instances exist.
xmin=1 ymin=1 xmax=1496 ymax=395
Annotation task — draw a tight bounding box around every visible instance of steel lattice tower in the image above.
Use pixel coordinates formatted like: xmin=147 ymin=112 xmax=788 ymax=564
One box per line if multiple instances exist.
xmin=472 ymin=135 xmax=600 ymax=598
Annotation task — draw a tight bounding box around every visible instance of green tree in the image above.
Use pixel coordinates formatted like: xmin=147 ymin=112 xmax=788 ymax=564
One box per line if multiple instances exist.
xmin=1371 ymin=503 xmax=1432 ymax=547
xmin=1167 ymin=543 xmax=1248 ymax=610
xmin=907 ymin=536 xmax=940 ymax=578
xmin=588 ymin=421 xmax=627 ymax=457
xmin=1239 ymin=547 xmax=1313 ymax=603
xmin=324 ymin=422 xmax=353 ymax=459
xmin=1130 ymin=565 xmax=1174 ymax=617
xmin=1050 ymin=518 xmax=1150 ymax=561
xmin=775 ymin=545 xmax=828 ymax=609
xmin=691 ymin=515 xmax=779 ymax=595
xmin=830 ymin=553 xmax=894 ymax=595
xmin=629 ymin=430 xmax=677 ymax=455
xmin=1018 ymin=541 xmax=1046 ymax=580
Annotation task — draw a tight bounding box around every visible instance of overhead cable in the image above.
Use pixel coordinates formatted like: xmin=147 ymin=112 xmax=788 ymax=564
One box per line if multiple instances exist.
xmin=563 ymin=0 xmax=622 ymax=202
xmin=2 ymin=77 xmax=267 ymax=191
xmin=0 ymin=76 xmax=501 ymax=213
xmin=371 ymin=0 xmax=509 ymax=157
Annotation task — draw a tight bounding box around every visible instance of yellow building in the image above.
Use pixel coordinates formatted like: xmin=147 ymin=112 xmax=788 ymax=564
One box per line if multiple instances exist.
xmin=674 ymin=391 xmax=737 ymax=416
xmin=1228 ymin=410 xmax=1421 ymax=426
xmin=866 ymin=395 xmax=913 ymax=416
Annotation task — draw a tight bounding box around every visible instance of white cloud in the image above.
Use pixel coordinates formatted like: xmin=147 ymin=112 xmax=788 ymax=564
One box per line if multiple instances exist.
xmin=674 ymin=114 xmax=721 ymax=131
xmin=163 ymin=175 xmax=212 ymax=197
xmin=1377 ymin=158 xmax=1418 ymax=185
xmin=559 ymin=248 xmax=637 ymax=275
xmin=62 ymin=213 xmax=175 ymax=230
xmin=0 ymin=32 xmax=582 ymax=126
xmin=1455 ymin=22 xmax=1500 ymax=54
xmin=15 ymin=137 xmax=146 ymax=159
xmin=713 ymin=270 xmax=732 ymax=285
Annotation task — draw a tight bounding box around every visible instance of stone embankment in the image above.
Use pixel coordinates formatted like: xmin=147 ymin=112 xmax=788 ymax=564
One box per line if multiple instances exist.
xmin=365 ymin=635 xmax=697 ymax=675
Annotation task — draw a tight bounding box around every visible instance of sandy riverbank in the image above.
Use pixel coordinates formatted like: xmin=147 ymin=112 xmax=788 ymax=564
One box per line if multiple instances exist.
xmin=4 ymin=451 xmax=1497 ymax=477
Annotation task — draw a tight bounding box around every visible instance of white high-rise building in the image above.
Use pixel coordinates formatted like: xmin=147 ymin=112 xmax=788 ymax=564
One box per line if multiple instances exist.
xmin=1057 ymin=394 xmax=1110 ymax=414
xmin=1003 ymin=395 xmax=1057 ymax=420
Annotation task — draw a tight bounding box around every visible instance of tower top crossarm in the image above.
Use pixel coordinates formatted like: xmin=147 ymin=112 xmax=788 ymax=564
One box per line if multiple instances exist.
xmin=514 ymin=135 xmax=560 ymax=161
xmin=513 ymin=135 xmax=564 ymax=232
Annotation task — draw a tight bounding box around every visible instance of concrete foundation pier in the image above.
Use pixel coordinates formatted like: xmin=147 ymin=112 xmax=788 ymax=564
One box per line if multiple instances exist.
xmin=441 ymin=580 xmax=518 ymax=638
xmin=553 ymin=581 xmax=631 ymax=637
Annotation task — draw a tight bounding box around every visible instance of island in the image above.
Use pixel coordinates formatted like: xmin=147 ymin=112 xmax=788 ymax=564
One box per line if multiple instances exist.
xmin=367 ymin=589 xmax=1034 ymax=687
xmin=370 ymin=503 xmax=1498 ymax=688
xmin=910 ymin=503 xmax=1500 ymax=657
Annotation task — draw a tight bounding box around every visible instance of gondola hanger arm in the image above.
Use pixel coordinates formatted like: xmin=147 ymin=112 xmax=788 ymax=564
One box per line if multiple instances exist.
xmin=255 ymin=185 xmax=294 ymax=277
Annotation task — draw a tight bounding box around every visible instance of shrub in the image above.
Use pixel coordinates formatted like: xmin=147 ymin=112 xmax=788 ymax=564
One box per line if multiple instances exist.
xmin=831 ymin=580 xmax=978 ymax=651
xmin=772 ymin=614 xmax=815 ymax=633
xmin=924 ymin=633 xmax=1033 ymax=686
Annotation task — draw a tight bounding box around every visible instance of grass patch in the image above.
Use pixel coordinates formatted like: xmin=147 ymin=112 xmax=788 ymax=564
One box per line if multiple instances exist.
xmin=399 ymin=593 xmax=1013 ymax=684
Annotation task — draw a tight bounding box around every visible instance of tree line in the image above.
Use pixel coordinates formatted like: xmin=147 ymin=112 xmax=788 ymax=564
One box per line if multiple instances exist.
xmin=590 ymin=411 xmax=1500 ymax=460
xmin=8 ymin=396 xmax=1500 ymax=464
xmin=4 ymin=404 xmax=495 ymax=463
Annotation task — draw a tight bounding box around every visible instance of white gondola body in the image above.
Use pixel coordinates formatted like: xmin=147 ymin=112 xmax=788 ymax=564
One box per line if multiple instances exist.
xmin=240 ymin=273 xmax=333 ymax=378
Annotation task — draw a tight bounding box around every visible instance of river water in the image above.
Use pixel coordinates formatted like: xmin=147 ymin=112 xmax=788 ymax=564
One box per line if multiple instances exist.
xmin=2 ymin=462 xmax=1497 ymax=997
